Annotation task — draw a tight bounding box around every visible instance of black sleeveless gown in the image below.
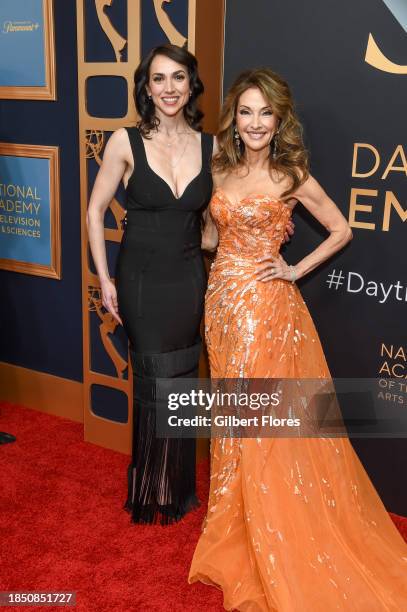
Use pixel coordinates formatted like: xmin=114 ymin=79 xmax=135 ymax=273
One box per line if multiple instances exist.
xmin=115 ymin=127 xmax=213 ymax=524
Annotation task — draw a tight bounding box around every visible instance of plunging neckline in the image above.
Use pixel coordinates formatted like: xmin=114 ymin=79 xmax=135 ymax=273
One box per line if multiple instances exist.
xmin=140 ymin=131 xmax=203 ymax=201
xmin=214 ymin=187 xmax=294 ymax=212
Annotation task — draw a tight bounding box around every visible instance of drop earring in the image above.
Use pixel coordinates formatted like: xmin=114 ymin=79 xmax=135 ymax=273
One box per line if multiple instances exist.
xmin=272 ymin=130 xmax=279 ymax=160
xmin=234 ymin=126 xmax=241 ymax=152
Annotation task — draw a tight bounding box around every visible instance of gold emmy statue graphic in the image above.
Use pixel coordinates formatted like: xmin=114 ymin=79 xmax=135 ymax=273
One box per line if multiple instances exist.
xmin=95 ymin=0 xmax=127 ymax=62
xmin=153 ymin=0 xmax=187 ymax=47
xmin=365 ymin=0 xmax=407 ymax=74
xmin=88 ymin=286 xmax=128 ymax=378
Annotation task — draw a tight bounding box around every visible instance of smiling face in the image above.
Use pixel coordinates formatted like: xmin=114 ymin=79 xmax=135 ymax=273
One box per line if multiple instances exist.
xmin=235 ymin=87 xmax=279 ymax=153
xmin=146 ymin=54 xmax=191 ymax=118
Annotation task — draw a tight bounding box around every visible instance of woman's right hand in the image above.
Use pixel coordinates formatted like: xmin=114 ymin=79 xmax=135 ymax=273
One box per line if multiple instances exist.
xmin=101 ymin=278 xmax=122 ymax=325
xmin=201 ymin=208 xmax=219 ymax=252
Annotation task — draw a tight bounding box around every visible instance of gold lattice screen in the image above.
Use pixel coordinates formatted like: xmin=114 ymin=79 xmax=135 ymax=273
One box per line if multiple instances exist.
xmin=77 ymin=0 xmax=197 ymax=453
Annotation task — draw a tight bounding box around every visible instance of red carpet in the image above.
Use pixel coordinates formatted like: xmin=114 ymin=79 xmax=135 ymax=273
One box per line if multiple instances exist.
xmin=0 ymin=403 xmax=223 ymax=612
xmin=1 ymin=402 xmax=406 ymax=612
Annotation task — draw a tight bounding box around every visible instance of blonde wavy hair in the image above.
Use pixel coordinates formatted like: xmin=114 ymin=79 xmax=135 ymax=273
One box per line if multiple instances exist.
xmin=213 ymin=68 xmax=309 ymax=198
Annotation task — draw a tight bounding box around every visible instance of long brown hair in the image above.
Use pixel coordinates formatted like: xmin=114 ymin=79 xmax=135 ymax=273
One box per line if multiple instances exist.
xmin=213 ymin=68 xmax=309 ymax=198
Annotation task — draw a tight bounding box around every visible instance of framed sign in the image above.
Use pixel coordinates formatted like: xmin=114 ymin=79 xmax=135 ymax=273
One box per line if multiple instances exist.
xmin=0 ymin=143 xmax=61 ymax=278
xmin=0 ymin=0 xmax=56 ymax=100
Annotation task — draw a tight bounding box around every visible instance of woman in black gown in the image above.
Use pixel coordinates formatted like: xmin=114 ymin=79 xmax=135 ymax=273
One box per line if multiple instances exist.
xmin=87 ymin=45 xmax=213 ymax=524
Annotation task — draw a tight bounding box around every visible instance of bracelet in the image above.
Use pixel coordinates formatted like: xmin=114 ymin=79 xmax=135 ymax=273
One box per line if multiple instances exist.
xmin=289 ymin=265 xmax=297 ymax=283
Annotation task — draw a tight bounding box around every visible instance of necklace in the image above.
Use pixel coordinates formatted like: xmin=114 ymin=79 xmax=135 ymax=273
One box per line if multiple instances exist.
xmin=168 ymin=133 xmax=190 ymax=168
xmin=158 ymin=129 xmax=191 ymax=148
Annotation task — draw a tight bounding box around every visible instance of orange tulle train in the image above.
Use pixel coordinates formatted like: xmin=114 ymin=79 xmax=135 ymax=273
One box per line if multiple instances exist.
xmin=188 ymin=189 xmax=407 ymax=611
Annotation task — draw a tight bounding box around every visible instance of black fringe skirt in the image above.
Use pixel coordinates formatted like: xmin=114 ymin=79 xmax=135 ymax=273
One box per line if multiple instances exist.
xmin=124 ymin=343 xmax=201 ymax=525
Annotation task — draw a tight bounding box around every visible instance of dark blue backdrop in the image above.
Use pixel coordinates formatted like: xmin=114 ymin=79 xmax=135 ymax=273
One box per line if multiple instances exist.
xmin=0 ymin=1 xmax=82 ymax=381
xmin=0 ymin=0 xmax=191 ymax=385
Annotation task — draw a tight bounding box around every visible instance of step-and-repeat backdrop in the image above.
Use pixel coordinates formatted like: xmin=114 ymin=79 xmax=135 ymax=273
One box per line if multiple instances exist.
xmin=223 ymin=0 xmax=406 ymax=513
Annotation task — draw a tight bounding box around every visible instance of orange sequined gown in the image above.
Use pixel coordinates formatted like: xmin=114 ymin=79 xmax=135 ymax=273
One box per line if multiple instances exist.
xmin=189 ymin=188 xmax=407 ymax=611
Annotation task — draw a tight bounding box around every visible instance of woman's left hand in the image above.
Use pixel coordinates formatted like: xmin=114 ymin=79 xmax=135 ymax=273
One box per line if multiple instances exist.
xmin=255 ymin=254 xmax=297 ymax=282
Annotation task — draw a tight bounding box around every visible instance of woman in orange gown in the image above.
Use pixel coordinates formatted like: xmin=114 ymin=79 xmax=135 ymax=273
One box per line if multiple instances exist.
xmin=189 ymin=69 xmax=407 ymax=611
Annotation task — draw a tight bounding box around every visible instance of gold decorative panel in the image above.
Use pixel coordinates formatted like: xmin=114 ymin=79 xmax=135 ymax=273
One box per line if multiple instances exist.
xmin=76 ymin=0 xmax=199 ymax=454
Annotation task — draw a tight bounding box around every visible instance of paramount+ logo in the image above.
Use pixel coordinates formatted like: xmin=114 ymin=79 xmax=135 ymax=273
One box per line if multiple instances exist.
xmin=365 ymin=0 xmax=407 ymax=74
xmin=2 ymin=21 xmax=40 ymax=34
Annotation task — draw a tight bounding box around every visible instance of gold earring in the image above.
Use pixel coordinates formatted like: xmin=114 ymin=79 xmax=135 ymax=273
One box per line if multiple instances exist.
xmin=234 ymin=126 xmax=241 ymax=151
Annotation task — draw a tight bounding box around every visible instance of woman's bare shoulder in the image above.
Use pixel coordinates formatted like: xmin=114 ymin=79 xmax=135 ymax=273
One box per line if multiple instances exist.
xmin=103 ymin=128 xmax=133 ymax=163
xmin=109 ymin=127 xmax=131 ymax=146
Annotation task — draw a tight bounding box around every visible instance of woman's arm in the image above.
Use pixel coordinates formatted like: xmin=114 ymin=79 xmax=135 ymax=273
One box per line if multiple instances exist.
xmin=201 ymin=136 xmax=220 ymax=252
xmin=256 ymin=174 xmax=352 ymax=282
xmin=86 ymin=128 xmax=131 ymax=322
xmin=201 ymin=207 xmax=218 ymax=252
xmin=291 ymin=175 xmax=352 ymax=279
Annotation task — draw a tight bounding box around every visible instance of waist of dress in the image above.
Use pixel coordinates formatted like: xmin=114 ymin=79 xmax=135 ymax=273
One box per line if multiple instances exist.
xmin=121 ymin=221 xmax=202 ymax=258
xmin=214 ymin=247 xmax=280 ymax=267
xmin=123 ymin=208 xmax=201 ymax=233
